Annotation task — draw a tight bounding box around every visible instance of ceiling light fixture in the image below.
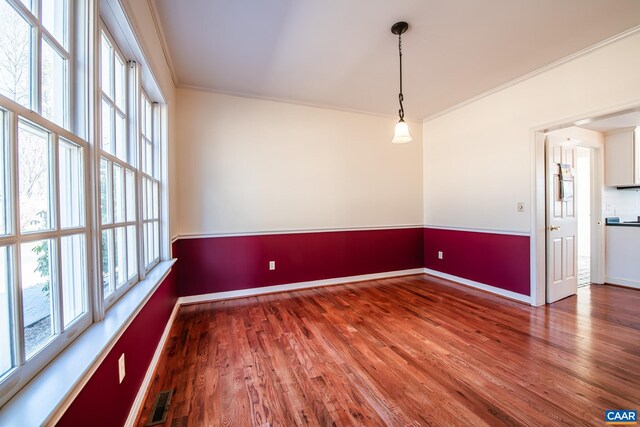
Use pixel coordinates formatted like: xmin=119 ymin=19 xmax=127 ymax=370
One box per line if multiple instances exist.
xmin=391 ymin=21 xmax=411 ymax=144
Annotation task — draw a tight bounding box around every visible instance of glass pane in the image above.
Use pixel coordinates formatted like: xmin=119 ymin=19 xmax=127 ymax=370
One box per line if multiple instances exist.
xmin=0 ymin=246 xmax=13 ymax=377
xmin=101 ymin=99 xmax=113 ymax=154
xmin=21 ymin=240 xmax=54 ymax=358
xmin=59 ymin=139 xmax=83 ymax=228
xmin=0 ymin=1 xmax=32 ymax=108
xmin=41 ymin=39 xmax=67 ymax=127
xmin=125 ymin=169 xmax=135 ymax=221
xmin=61 ymin=234 xmax=86 ymax=328
xmin=115 ymin=111 xmax=126 ymax=161
xmin=114 ymin=226 xmax=126 ymax=288
xmin=113 ymin=164 xmax=124 ymax=223
xmin=144 ymin=141 xmax=152 ymax=176
xmin=145 ymin=99 xmax=152 ymax=137
xmin=144 ymin=222 xmax=151 ymax=266
xmin=126 ymin=225 xmax=136 ymax=280
xmin=140 ymin=94 xmax=146 ymax=137
xmin=100 ymin=33 xmax=112 ymax=98
xmin=19 ymin=121 xmax=52 ymax=233
xmin=100 ymin=158 xmax=111 ymax=224
xmin=102 ymin=229 xmax=113 ymax=296
xmin=152 ymin=181 xmax=159 ymax=220
xmin=114 ymin=55 xmax=125 ymax=109
xmin=0 ymin=110 xmax=7 ymax=235
xmin=42 ymin=0 xmax=68 ymax=49
xmin=141 ymin=177 xmax=147 ymax=220
xmin=153 ymin=221 xmax=159 ymax=261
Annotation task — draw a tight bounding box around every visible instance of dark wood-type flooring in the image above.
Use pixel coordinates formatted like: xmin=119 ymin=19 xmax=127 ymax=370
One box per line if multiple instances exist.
xmin=136 ymin=275 xmax=640 ymax=426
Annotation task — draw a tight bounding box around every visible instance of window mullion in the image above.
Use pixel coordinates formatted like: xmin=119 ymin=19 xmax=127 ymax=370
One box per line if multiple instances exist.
xmin=33 ymin=21 xmax=42 ymax=116
xmin=51 ymin=134 xmax=63 ymax=335
xmin=8 ymin=111 xmax=25 ymax=367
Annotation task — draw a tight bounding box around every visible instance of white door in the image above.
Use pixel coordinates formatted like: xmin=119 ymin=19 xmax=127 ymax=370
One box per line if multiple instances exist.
xmin=546 ymin=135 xmax=578 ymax=303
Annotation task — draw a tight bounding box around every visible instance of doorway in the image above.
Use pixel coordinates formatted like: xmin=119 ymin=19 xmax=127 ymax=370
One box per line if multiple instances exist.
xmin=576 ymin=146 xmax=592 ymax=287
xmin=543 ymin=128 xmax=604 ymax=303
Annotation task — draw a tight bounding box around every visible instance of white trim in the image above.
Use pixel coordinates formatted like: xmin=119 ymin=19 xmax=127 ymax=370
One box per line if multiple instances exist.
xmin=146 ymin=0 xmax=178 ymax=87
xmin=423 ymin=268 xmax=531 ymax=304
xmin=423 ymin=225 xmax=530 ymax=237
xmin=605 ymin=277 xmax=640 ymax=290
xmin=0 ymin=261 xmax=175 ymax=427
xmin=176 ymin=224 xmax=424 ymax=240
xmin=423 ymin=25 xmax=640 ymax=122
xmin=124 ymin=300 xmax=179 ymax=427
xmin=178 ymin=269 xmax=425 ymax=305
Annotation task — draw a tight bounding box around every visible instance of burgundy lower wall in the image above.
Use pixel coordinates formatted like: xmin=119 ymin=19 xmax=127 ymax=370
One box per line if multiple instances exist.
xmin=174 ymin=228 xmax=424 ymax=296
xmin=423 ymin=228 xmax=530 ymax=296
xmin=57 ymin=269 xmax=178 ymax=427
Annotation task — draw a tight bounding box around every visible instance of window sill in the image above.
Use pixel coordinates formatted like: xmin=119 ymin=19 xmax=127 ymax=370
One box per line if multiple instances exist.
xmin=0 ymin=259 xmax=176 ymax=427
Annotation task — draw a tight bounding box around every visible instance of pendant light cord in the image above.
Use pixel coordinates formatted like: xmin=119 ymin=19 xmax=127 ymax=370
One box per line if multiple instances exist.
xmin=398 ymin=32 xmax=405 ymax=120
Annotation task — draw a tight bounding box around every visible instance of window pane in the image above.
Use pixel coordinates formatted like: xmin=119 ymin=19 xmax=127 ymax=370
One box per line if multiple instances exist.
xmin=115 ymin=111 xmax=126 ymax=161
xmin=59 ymin=139 xmax=83 ymax=228
xmin=61 ymin=234 xmax=86 ymax=328
xmin=42 ymin=0 xmax=68 ymax=49
xmin=153 ymin=221 xmax=159 ymax=261
xmin=100 ymin=158 xmax=111 ymax=224
xmin=114 ymin=226 xmax=126 ymax=288
xmin=144 ymin=141 xmax=152 ymax=176
xmin=102 ymin=229 xmax=113 ymax=295
xmin=113 ymin=164 xmax=124 ymax=223
xmin=101 ymin=99 xmax=113 ymax=153
xmin=0 ymin=246 xmax=13 ymax=377
xmin=125 ymin=169 xmax=135 ymax=222
xmin=152 ymin=181 xmax=159 ymax=220
xmin=19 ymin=121 xmax=52 ymax=233
xmin=0 ymin=110 xmax=7 ymax=235
xmin=145 ymin=99 xmax=152 ymax=137
xmin=144 ymin=222 xmax=151 ymax=266
xmin=21 ymin=240 xmax=54 ymax=358
xmin=141 ymin=177 xmax=147 ymax=220
xmin=114 ymin=55 xmax=125 ymax=109
xmin=0 ymin=1 xmax=32 ymax=108
xmin=41 ymin=39 xmax=67 ymax=127
xmin=100 ymin=33 xmax=112 ymax=98
xmin=126 ymin=225 xmax=136 ymax=280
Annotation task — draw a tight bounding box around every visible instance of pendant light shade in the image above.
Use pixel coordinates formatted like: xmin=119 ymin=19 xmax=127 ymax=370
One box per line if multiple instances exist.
xmin=391 ymin=21 xmax=411 ymax=144
xmin=392 ymin=119 xmax=412 ymax=144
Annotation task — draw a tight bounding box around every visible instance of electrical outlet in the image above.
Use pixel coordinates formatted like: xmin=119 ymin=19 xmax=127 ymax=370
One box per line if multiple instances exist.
xmin=517 ymin=202 xmax=525 ymax=213
xmin=118 ymin=353 xmax=126 ymax=384
xmin=269 ymin=261 xmax=276 ymax=270
xmin=438 ymin=251 xmax=443 ymax=260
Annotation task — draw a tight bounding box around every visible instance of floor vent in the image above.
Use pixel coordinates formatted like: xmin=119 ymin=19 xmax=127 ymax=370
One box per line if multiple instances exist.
xmin=146 ymin=389 xmax=174 ymax=426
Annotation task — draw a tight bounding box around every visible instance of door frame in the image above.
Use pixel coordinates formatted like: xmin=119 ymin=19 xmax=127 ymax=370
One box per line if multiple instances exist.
xmin=530 ymin=102 xmax=640 ymax=306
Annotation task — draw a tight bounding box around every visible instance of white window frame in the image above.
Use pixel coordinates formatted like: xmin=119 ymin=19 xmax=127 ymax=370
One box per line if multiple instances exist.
xmin=0 ymin=97 xmax=92 ymax=408
xmin=3 ymin=0 xmax=73 ymax=129
xmin=140 ymin=90 xmax=160 ymax=272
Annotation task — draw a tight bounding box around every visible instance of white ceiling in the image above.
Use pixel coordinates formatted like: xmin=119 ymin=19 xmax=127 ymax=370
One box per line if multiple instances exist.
xmin=151 ymin=0 xmax=640 ymax=120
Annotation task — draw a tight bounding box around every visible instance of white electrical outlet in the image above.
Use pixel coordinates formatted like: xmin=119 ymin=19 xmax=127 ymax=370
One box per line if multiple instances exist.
xmin=438 ymin=251 xmax=443 ymax=260
xmin=517 ymin=202 xmax=525 ymax=213
xmin=118 ymin=353 xmax=126 ymax=383
xmin=269 ymin=261 xmax=276 ymax=270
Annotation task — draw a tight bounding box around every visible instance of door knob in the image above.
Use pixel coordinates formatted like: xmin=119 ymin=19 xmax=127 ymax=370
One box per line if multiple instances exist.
xmin=546 ymin=225 xmax=560 ymax=231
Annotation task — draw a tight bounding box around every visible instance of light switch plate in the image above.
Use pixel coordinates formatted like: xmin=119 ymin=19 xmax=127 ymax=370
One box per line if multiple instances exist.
xmin=517 ymin=202 xmax=525 ymax=212
xmin=269 ymin=261 xmax=276 ymax=270
xmin=118 ymin=354 xmax=125 ymax=383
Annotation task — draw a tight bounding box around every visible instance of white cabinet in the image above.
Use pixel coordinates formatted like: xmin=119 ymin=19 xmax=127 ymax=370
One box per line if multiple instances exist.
xmin=605 ymin=128 xmax=639 ymax=187
xmin=605 ymin=226 xmax=640 ymax=288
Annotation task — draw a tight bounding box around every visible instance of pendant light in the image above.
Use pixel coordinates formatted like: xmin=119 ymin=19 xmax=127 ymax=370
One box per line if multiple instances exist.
xmin=391 ymin=21 xmax=412 ymax=144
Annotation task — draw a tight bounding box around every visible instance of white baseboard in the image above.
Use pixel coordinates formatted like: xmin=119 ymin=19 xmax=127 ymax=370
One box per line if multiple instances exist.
xmin=178 ymin=268 xmax=425 ymax=305
xmin=605 ymin=276 xmax=640 ymax=289
xmin=423 ymin=268 xmax=531 ymax=304
xmin=124 ymin=301 xmax=180 ymax=427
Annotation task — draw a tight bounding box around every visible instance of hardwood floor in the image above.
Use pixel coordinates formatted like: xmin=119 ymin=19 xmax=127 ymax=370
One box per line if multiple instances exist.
xmin=135 ymin=275 xmax=640 ymax=426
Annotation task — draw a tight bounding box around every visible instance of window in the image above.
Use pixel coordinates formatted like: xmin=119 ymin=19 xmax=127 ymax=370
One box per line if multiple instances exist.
xmin=141 ymin=91 xmax=159 ymax=269
xmin=0 ymin=5 xmax=167 ymax=408
xmin=99 ymin=27 xmax=138 ymax=306
xmin=0 ymin=113 xmax=89 ymax=382
xmin=0 ymin=0 xmax=70 ymax=128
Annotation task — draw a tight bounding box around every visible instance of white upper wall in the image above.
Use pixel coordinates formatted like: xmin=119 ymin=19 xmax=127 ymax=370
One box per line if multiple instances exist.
xmin=176 ymin=89 xmax=423 ymax=235
xmin=423 ymin=30 xmax=640 ymax=233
